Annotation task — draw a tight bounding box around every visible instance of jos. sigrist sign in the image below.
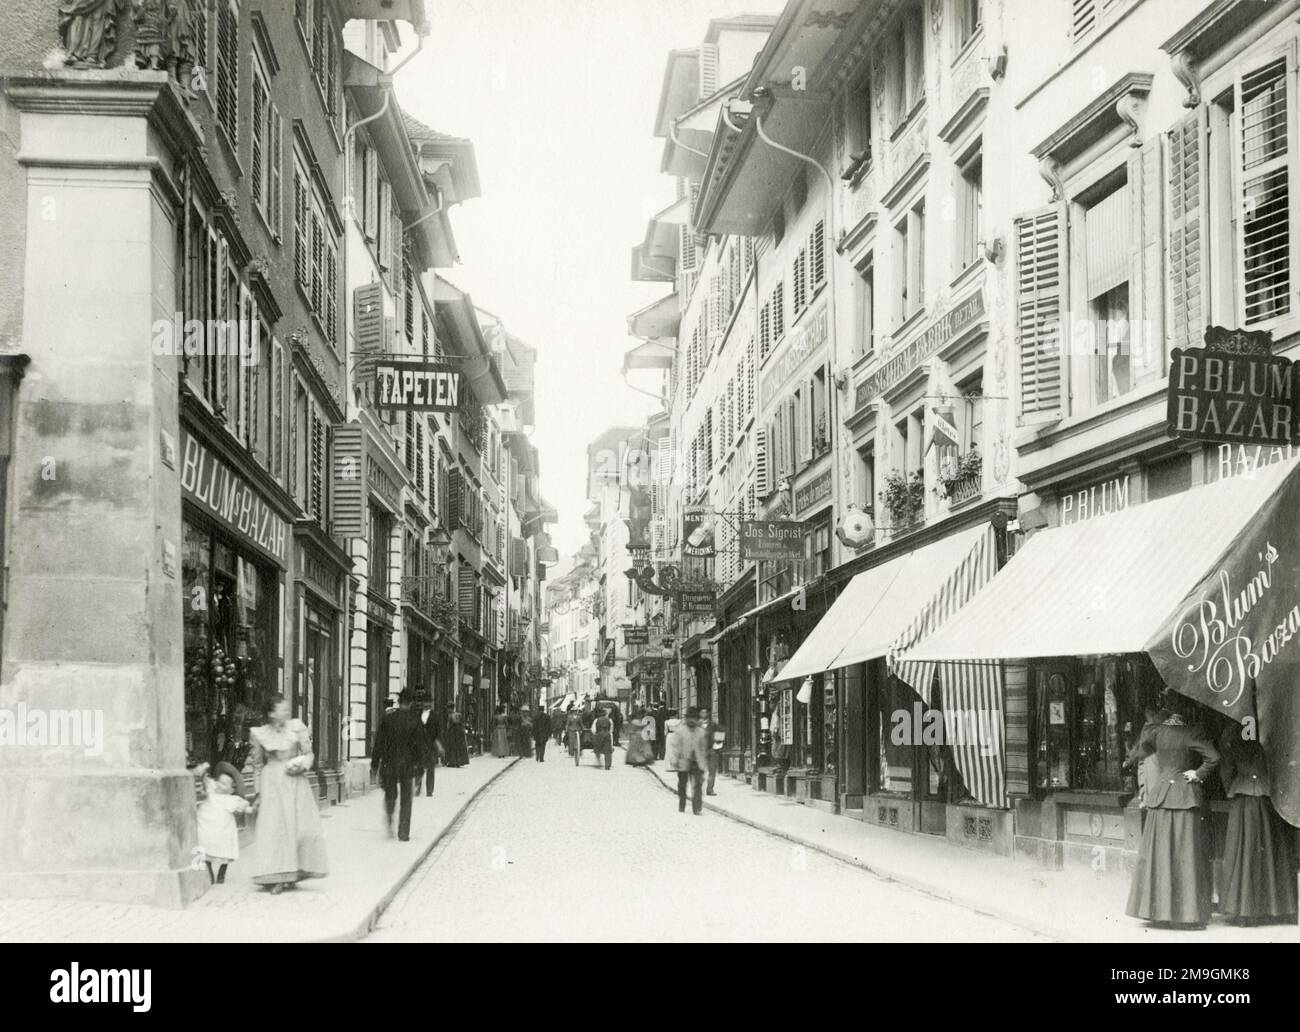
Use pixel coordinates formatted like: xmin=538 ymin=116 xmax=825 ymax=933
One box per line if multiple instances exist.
xmin=375 ymin=360 xmax=463 ymax=413
xmin=740 ymin=520 xmax=806 ymax=561
xmin=1168 ymin=327 xmax=1297 ymax=446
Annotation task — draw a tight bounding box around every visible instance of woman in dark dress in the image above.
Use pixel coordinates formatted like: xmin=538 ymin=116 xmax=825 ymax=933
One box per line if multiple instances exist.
xmin=1126 ymin=707 xmax=1219 ymax=927
xmin=1217 ymin=725 xmax=1298 ymax=924
xmin=442 ymin=710 xmax=470 ymax=768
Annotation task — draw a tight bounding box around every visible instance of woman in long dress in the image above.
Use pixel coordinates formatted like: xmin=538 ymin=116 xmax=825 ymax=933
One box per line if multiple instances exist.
xmin=1125 ymin=709 xmax=1218 ymax=927
xmin=443 ymin=710 xmax=469 ymax=767
xmin=565 ymin=708 xmax=584 ymax=766
xmin=248 ymin=695 xmax=328 ymax=894
xmin=625 ymin=709 xmax=652 ymax=766
xmin=1217 ymin=725 xmax=1298 ymax=924
xmin=491 ymin=706 xmax=511 ymax=758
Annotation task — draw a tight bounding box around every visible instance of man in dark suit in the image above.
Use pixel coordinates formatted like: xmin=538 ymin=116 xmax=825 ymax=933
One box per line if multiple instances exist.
xmin=373 ymin=689 xmax=424 ymax=841
xmin=653 ymin=705 xmax=667 ymax=761
xmin=418 ymin=695 xmax=444 ymax=796
xmin=532 ymin=708 xmax=553 ymax=762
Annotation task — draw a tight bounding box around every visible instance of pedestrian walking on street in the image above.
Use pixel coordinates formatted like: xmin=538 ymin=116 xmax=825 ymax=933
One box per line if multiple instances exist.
xmin=443 ymin=710 xmax=470 ymax=768
xmin=624 ymin=708 xmax=654 ymax=767
xmin=1125 ymin=702 xmax=1219 ymax=928
xmin=491 ymin=705 xmax=511 ymax=758
xmin=418 ymin=696 xmax=445 ymax=796
xmin=553 ymin=708 xmax=565 ymax=746
xmin=372 ymin=690 xmax=425 ymax=842
xmin=652 ymin=705 xmax=667 ymax=762
xmin=516 ymin=708 xmax=535 ymax=758
xmin=611 ymin=704 xmax=623 ymax=747
xmin=248 ymin=695 xmax=329 ymax=891
xmin=700 ymin=708 xmax=723 ymax=795
xmin=532 ymin=708 xmax=553 ymax=762
xmin=667 ymin=706 xmax=710 ymax=815
xmin=591 ymin=707 xmax=614 ymax=770
xmin=565 ymin=707 xmax=584 ymax=766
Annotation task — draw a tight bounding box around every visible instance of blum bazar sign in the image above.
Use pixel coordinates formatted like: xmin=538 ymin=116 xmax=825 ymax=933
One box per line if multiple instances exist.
xmin=1167 ymin=326 xmax=1298 ymax=446
xmin=180 ymin=429 xmax=288 ymax=563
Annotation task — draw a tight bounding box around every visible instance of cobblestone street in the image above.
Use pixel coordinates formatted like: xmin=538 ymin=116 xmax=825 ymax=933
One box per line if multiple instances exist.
xmin=367 ymin=750 xmax=1043 ymax=942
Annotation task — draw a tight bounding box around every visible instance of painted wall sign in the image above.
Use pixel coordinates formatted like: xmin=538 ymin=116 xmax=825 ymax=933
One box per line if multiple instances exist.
xmin=375 ymin=360 xmax=463 ymax=413
xmin=854 ymin=289 xmax=986 ymax=409
xmin=740 ymin=520 xmax=807 ymax=561
xmin=760 ymin=303 xmax=830 ymax=410
xmin=678 ymin=589 xmax=717 ymax=614
xmin=794 ymin=469 xmax=833 ymax=514
xmin=1059 ymin=475 xmax=1131 ymax=526
xmin=180 ymin=428 xmax=288 ymax=564
xmin=1168 ymin=327 xmax=1297 ymax=446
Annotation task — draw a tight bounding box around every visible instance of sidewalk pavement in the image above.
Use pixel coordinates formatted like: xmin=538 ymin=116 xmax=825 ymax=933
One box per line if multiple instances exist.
xmin=0 ymin=756 xmax=519 ymax=943
xmin=640 ymin=758 xmax=1300 ymax=944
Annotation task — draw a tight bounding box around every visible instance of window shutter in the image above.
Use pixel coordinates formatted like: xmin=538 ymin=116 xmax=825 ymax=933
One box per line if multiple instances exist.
xmin=1128 ymin=135 xmax=1164 ymax=373
xmin=310 ymin=208 xmax=324 ymax=315
xmin=379 ymin=180 xmax=392 ymax=270
xmin=810 ymin=220 xmax=826 ymax=289
xmin=448 ymin=467 xmax=462 ymax=529
xmin=679 ymin=224 xmax=697 ymax=272
xmin=1236 ymin=51 xmax=1295 ymax=325
xmin=294 ymin=171 xmax=309 ymax=288
xmin=364 ymin=148 xmax=378 ymax=241
xmin=745 ymin=336 xmax=756 ymax=417
xmin=331 ymin=422 xmax=365 ymax=538
xmin=310 ymin=407 xmax=326 ymax=526
xmin=698 ymin=43 xmax=719 ymax=99
xmin=429 ymin=443 xmax=438 ymax=516
xmin=793 ymin=248 xmax=807 ymax=314
xmin=216 ymin=2 xmax=238 ymax=144
xmin=415 ymin=420 xmax=425 ymax=496
xmin=1071 ymin=0 xmax=1097 ymax=41
xmin=1015 ymin=206 xmax=1064 ymax=422
xmin=251 ymin=73 xmax=265 ymax=206
xmin=458 ymin=565 xmax=475 ymax=619
xmin=353 ymin=282 xmax=382 ymax=353
xmin=1167 ymin=108 xmax=1207 ymax=352
xmin=759 ymin=301 xmax=772 ymax=359
xmin=269 ymin=107 xmax=283 ymax=237
xmin=325 ymin=241 xmax=338 ymax=346
xmin=754 ymin=424 xmax=771 ymax=497
xmin=772 ymin=281 xmax=785 ymax=339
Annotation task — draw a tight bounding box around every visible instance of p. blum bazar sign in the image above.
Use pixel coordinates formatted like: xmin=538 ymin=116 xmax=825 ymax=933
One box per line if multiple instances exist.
xmin=1168 ymin=327 xmax=1298 ymax=446
xmin=854 ymin=290 xmax=986 ymax=410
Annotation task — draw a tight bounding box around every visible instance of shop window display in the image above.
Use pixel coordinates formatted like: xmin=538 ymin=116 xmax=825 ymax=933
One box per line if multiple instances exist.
xmin=1033 ymin=656 xmax=1162 ymax=792
xmin=183 ymin=519 xmax=278 ymax=769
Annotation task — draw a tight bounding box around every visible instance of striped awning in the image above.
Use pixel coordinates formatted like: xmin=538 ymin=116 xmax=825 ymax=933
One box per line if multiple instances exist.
xmin=887 ymin=526 xmax=1005 ymax=808
xmin=777 ymin=523 xmax=990 ymax=682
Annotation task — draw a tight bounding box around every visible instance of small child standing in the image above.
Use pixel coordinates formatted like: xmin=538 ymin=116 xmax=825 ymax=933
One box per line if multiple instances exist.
xmin=195 ymin=761 xmax=254 ymax=884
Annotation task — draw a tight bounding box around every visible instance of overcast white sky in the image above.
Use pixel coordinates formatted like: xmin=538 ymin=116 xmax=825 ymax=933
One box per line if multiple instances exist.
xmin=395 ymin=0 xmax=784 ymax=554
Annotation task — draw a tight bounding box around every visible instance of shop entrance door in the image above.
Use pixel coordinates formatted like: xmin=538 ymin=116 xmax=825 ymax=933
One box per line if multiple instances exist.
xmin=304 ymin=606 xmax=339 ymax=770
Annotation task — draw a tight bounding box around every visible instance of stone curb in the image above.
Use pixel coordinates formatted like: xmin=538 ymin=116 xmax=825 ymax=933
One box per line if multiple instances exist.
xmin=315 ymin=756 xmax=523 ymax=943
xmin=637 ymin=763 xmax=1074 ymax=943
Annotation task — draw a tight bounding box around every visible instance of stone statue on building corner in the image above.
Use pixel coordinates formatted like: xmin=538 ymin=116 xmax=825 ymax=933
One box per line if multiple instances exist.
xmin=58 ymin=0 xmax=130 ymax=69
xmin=132 ymin=0 xmax=168 ymax=70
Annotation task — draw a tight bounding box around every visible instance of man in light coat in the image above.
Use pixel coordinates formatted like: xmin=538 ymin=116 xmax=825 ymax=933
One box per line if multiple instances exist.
xmin=666 ymin=706 xmax=711 ymax=815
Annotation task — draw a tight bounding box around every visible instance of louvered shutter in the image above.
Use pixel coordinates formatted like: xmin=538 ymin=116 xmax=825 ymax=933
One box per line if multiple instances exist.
xmin=269 ymin=107 xmax=283 ymax=237
xmin=772 ymin=282 xmax=785 ymax=339
xmin=216 ymin=1 xmax=238 ymax=143
xmin=679 ymin=224 xmax=697 ymax=272
xmin=793 ymin=249 xmax=807 ymax=314
xmin=1127 ymin=135 xmax=1164 ymax=376
xmin=458 ymin=565 xmax=475 ymax=619
xmin=310 ymin=407 xmax=325 ymax=525
xmin=1015 ymin=207 xmax=1064 ymax=423
xmin=754 ymin=424 xmax=771 ymax=496
xmin=325 ymin=241 xmax=338 ymax=345
xmin=811 ymin=220 xmax=826 ymax=289
xmin=251 ymin=73 xmax=265 ymax=207
xmin=379 ymin=180 xmax=392 ymax=270
xmin=429 ymin=443 xmax=438 ymax=516
xmin=294 ymin=171 xmax=309 ymax=288
xmin=1236 ymin=50 xmax=1295 ymax=325
xmin=310 ymin=208 xmax=324 ymax=315
xmin=698 ymin=44 xmax=719 ymax=99
xmin=745 ymin=337 xmax=756 ymax=418
xmin=364 ymin=148 xmax=378 ymax=241
xmin=415 ymin=419 xmax=425 ymax=496
xmin=448 ymin=467 xmax=462 ymax=529
xmin=354 ymin=282 xmax=382 ymax=353
xmin=332 ymin=422 xmax=365 ymax=538
xmin=1167 ymin=108 xmax=1207 ymax=351
xmin=1071 ymin=0 xmax=1097 ymax=41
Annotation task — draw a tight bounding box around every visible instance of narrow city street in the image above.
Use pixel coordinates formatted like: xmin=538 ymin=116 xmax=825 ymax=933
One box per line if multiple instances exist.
xmin=366 ymin=749 xmax=1042 ymax=942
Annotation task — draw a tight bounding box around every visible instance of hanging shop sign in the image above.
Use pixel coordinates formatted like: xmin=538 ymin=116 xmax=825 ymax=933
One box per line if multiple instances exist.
xmin=678 ymin=588 xmax=717 ymax=614
xmin=1167 ymin=327 xmax=1297 ymax=446
xmin=793 ymin=469 xmax=833 ymax=514
xmin=180 ymin=428 xmax=288 ymax=564
xmin=740 ymin=520 xmax=807 ymax=561
xmin=682 ymin=504 xmax=716 ymax=558
xmin=622 ymin=625 xmax=650 ymax=645
xmin=375 ymin=360 xmax=463 ymax=413
xmin=854 ymin=289 xmax=986 ymax=410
